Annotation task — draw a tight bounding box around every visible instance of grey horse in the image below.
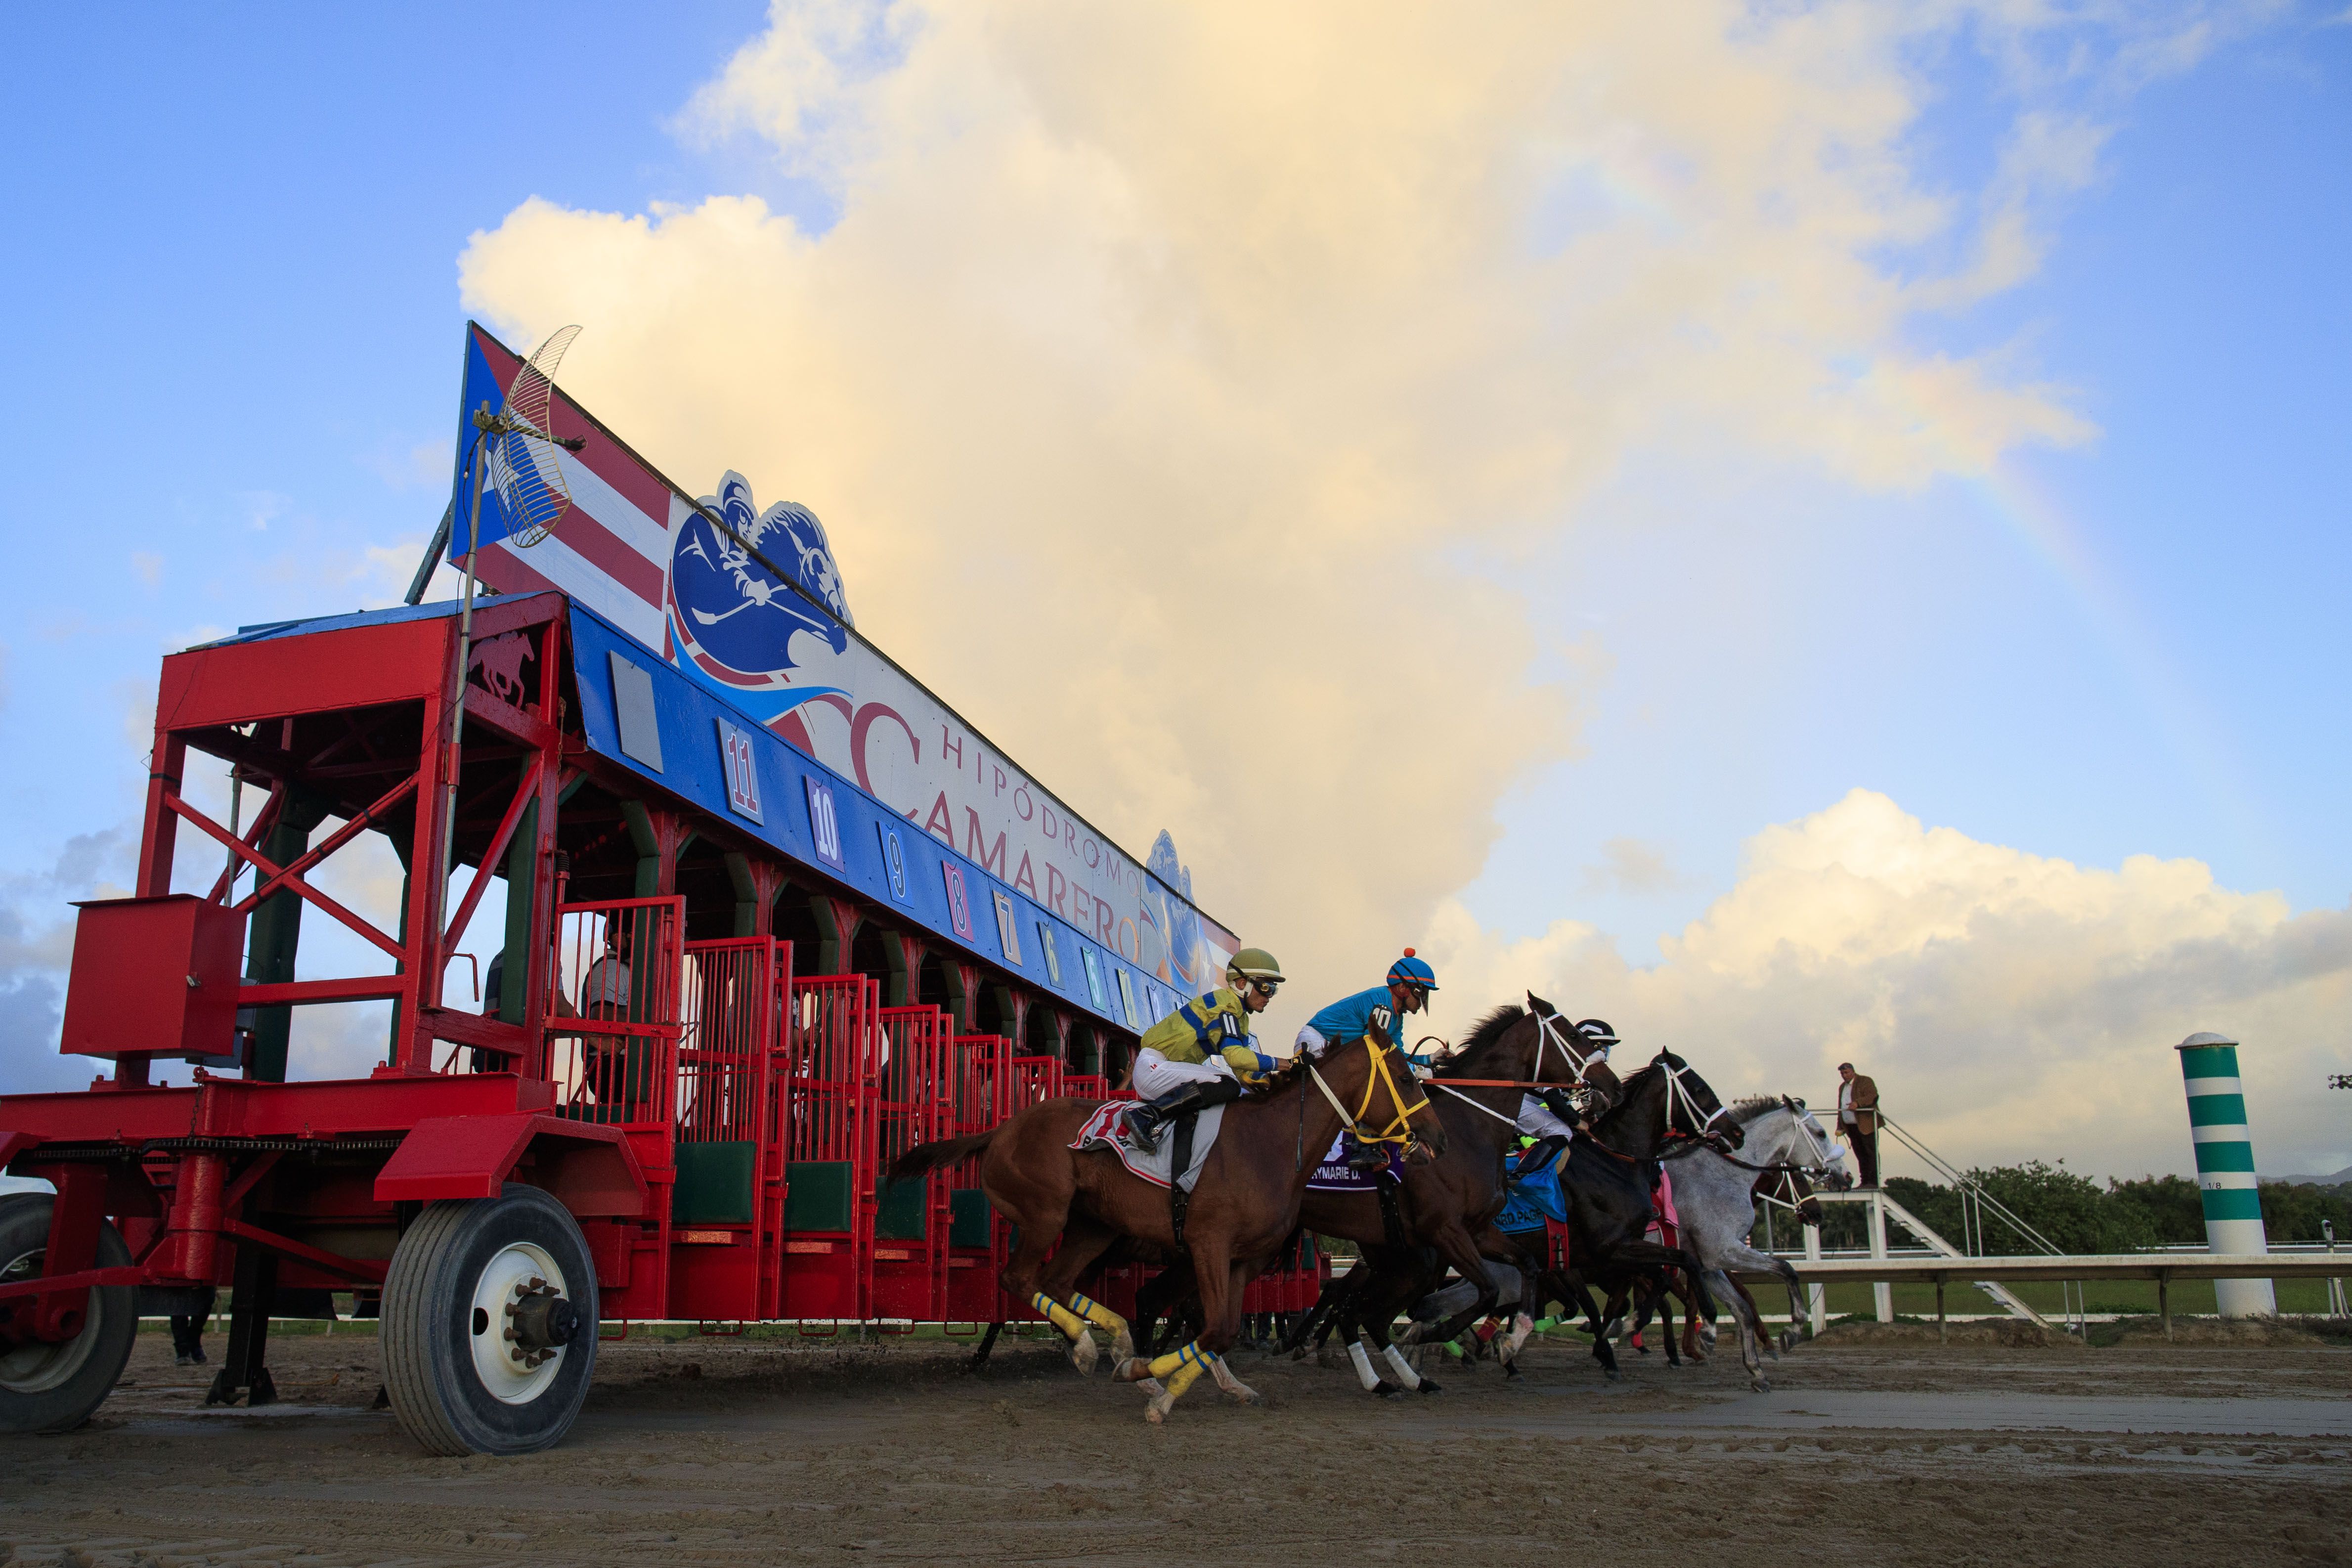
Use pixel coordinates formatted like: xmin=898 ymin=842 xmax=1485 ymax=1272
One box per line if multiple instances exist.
xmin=1654 ymin=1095 xmax=1848 ymax=1389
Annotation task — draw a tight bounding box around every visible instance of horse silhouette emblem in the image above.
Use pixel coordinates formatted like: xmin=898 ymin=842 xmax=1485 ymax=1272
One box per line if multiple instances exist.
xmin=670 ymin=471 xmax=852 ymax=679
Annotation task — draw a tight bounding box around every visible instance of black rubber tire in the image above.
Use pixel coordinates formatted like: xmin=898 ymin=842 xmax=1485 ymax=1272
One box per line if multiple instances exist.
xmin=0 ymin=1192 xmax=137 ymax=1435
xmin=380 ymin=1183 xmax=598 ymax=1455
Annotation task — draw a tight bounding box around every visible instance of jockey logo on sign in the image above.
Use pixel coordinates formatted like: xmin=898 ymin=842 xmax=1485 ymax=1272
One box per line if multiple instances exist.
xmin=671 ymin=471 xmax=853 ymax=687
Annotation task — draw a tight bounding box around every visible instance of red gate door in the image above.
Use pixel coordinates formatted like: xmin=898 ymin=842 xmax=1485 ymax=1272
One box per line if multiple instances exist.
xmin=779 ymin=974 xmax=880 ymax=1322
xmin=946 ymin=1033 xmax=1010 ymax=1321
xmin=548 ymin=896 xmax=684 ymax=1319
xmin=668 ymin=936 xmax=784 ymax=1323
xmin=873 ymin=1005 xmax=951 ymax=1322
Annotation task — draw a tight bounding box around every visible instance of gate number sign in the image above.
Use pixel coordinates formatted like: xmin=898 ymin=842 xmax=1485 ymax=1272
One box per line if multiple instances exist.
xmin=804 ymin=776 xmax=845 ymax=870
xmin=717 ymin=718 xmax=763 ymax=823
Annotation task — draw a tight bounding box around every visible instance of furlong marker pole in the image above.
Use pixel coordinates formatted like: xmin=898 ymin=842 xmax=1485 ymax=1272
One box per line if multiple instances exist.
xmin=2175 ymin=1031 xmax=2275 ymax=1318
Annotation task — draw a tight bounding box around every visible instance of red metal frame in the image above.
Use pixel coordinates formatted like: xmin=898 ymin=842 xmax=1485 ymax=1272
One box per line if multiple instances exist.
xmin=2 ymin=591 xmax=1251 ymax=1367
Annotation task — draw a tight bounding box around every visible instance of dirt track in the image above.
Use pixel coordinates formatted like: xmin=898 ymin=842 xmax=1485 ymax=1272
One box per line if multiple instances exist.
xmin=5 ymin=1326 xmax=2349 ymax=1567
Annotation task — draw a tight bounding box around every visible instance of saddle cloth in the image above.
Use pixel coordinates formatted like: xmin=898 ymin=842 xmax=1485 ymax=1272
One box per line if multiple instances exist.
xmin=1070 ymin=1100 xmax=1224 ymax=1193
xmin=1643 ymin=1166 xmax=1680 ymax=1248
xmin=1304 ymin=1133 xmax=1405 ymax=1192
xmin=1495 ymin=1163 xmax=1569 ymax=1233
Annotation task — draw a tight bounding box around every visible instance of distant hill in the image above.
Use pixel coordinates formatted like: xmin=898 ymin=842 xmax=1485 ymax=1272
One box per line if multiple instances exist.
xmin=2268 ymin=1164 xmax=2352 ymax=1187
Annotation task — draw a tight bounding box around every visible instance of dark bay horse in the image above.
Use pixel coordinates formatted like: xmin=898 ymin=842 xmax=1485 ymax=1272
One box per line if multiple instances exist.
xmin=1133 ymin=995 xmax=1603 ymax=1394
xmin=887 ymin=1035 xmax=1444 ymax=1422
xmin=1472 ymin=1048 xmax=1736 ymax=1380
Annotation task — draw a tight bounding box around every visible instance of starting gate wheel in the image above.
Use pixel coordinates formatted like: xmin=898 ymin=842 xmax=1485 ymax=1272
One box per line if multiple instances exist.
xmin=0 ymin=1192 xmax=137 ymax=1435
xmin=381 ymin=1183 xmax=599 ymax=1455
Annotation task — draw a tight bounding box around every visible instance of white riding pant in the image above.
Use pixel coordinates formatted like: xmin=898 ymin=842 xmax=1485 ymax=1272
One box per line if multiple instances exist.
xmin=1132 ymin=1047 xmax=1234 ymax=1099
xmin=1515 ymin=1094 xmax=1573 ymax=1141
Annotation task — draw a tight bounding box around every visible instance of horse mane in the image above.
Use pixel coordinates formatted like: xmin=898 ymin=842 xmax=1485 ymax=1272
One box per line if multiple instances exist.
xmin=1726 ymin=1095 xmax=1786 ymax=1126
xmin=1429 ymin=1004 xmax=1525 ymax=1078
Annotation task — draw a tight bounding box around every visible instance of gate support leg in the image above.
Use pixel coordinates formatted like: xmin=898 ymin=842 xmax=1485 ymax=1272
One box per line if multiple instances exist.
xmin=969 ymin=1320 xmax=1003 ymax=1369
xmin=206 ymin=1246 xmax=280 ymax=1407
xmin=2159 ymin=1274 xmax=2172 ymax=1342
xmin=1935 ymin=1277 xmax=1946 ymax=1344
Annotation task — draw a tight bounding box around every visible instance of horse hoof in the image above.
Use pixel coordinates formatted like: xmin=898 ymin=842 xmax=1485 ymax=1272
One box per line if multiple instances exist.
xmin=1071 ymin=1339 xmax=1101 ymax=1376
xmin=1112 ymin=1331 xmax=1136 ymax=1363
xmin=1113 ymin=1358 xmax=1152 ymax=1384
xmin=1752 ymin=1378 xmax=1771 ymax=1393
xmin=1415 ymin=1378 xmax=1442 ymax=1394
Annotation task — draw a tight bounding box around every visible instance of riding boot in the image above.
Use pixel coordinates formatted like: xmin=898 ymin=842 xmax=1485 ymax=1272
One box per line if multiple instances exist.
xmin=1122 ymin=1075 xmax=1242 ymax=1154
xmin=1510 ymin=1135 xmax=1569 ymax=1181
xmin=1346 ymin=1136 xmax=1389 ymax=1174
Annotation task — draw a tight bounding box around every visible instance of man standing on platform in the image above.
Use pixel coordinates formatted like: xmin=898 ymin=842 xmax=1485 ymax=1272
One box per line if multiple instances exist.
xmin=1836 ymin=1061 xmax=1880 ymax=1187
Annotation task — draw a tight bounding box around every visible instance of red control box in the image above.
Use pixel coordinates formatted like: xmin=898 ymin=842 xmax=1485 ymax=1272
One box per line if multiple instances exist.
xmin=59 ymin=895 xmax=247 ymax=1061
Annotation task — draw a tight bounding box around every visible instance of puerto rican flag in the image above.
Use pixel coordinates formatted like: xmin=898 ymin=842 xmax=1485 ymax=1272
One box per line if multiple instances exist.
xmin=452 ymin=322 xmax=678 ymax=656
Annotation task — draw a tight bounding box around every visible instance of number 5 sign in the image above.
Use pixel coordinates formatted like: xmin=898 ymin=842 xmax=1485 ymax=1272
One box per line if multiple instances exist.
xmin=804 ymin=776 xmax=845 ymax=871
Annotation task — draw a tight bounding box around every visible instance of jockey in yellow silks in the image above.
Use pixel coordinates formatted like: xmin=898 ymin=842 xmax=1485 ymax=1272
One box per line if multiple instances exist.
xmin=1120 ymin=948 xmax=1285 ymax=1154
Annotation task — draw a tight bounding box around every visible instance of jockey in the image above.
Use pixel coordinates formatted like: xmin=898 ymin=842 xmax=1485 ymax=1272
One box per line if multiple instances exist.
xmin=1298 ymin=950 xmax=1438 ymax=1171
xmin=1509 ymin=1017 xmax=1619 ymax=1179
xmin=1121 ymin=947 xmax=1285 ymax=1154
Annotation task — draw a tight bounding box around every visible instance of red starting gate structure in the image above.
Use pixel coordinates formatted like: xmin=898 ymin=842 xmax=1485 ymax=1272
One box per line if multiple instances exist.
xmin=0 ymin=592 xmax=1318 ymax=1453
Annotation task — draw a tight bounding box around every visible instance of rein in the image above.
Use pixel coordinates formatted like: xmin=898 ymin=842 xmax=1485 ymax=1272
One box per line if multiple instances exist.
xmin=1428 ymin=1080 xmax=1524 ymax=1128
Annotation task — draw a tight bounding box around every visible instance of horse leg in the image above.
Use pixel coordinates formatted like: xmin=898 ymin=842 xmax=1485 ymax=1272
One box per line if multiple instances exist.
xmin=1358 ymin=1266 xmax=1439 ymax=1395
xmin=992 ymin=1181 xmax=1099 ymax=1375
xmin=1034 ymin=1221 xmax=1123 ymax=1377
xmin=1652 ymin=1272 xmax=1684 ymax=1368
xmin=1134 ymin=1242 xmax=1241 ymax=1424
xmin=1573 ymin=1275 xmax=1621 ymax=1381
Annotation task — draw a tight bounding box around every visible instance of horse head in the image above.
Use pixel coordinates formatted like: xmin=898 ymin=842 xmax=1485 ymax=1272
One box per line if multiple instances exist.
xmin=1653 ymin=1048 xmax=1742 ymax=1149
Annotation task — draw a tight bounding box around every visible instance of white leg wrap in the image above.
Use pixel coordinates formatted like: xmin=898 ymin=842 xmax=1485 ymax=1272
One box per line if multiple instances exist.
xmin=1208 ymin=1354 xmax=1263 ymax=1404
xmin=1501 ymin=1311 xmax=1536 ymax=1364
xmin=1381 ymin=1343 xmax=1423 ymax=1391
xmin=1346 ymin=1340 xmax=1383 ymax=1392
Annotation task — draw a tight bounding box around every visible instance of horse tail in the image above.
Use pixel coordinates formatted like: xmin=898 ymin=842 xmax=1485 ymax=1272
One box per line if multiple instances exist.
xmin=886 ymin=1129 xmax=996 ymax=1186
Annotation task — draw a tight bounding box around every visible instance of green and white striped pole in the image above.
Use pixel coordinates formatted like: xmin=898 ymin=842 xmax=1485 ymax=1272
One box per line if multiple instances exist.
xmin=2175 ymin=1031 xmax=2274 ymax=1318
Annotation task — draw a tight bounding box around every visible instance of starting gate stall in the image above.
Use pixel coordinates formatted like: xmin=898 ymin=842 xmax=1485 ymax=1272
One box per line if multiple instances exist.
xmin=945 ymin=1033 xmax=1012 ymax=1323
xmin=668 ymin=935 xmax=788 ymax=1322
xmin=0 ymin=323 xmax=1260 ymax=1454
xmin=777 ymin=976 xmax=880 ymax=1324
xmin=872 ymin=1005 xmax=952 ymax=1322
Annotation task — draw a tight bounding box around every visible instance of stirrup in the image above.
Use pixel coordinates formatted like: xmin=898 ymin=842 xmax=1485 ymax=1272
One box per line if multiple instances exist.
xmin=1123 ymin=1107 xmax=1164 ymax=1154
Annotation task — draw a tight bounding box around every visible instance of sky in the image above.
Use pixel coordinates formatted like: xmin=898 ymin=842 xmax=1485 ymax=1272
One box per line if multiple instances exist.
xmin=1 ymin=1 xmax=2347 ymax=1187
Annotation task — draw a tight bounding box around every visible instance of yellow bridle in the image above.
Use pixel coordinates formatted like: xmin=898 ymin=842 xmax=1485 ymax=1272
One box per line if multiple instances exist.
xmin=1307 ymin=1037 xmax=1435 ymax=1156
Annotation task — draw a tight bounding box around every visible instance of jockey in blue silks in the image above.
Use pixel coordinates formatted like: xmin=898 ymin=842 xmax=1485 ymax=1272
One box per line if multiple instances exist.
xmin=1297 ymin=950 xmax=1439 ymax=1172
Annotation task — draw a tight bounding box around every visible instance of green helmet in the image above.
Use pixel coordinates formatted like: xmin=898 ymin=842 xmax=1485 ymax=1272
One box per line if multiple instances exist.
xmin=1225 ymin=947 xmax=1286 ymax=987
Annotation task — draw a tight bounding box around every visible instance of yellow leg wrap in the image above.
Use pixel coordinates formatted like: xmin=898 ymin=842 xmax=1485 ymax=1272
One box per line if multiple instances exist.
xmin=1067 ymin=1293 xmax=1129 ymax=1334
xmin=1031 ymin=1292 xmax=1089 ymax=1342
xmin=1146 ymin=1340 xmax=1206 ymax=1381
xmin=1160 ymin=1356 xmax=1208 ymax=1403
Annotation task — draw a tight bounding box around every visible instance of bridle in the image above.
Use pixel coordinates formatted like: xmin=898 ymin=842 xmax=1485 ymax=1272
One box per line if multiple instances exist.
xmin=1420 ymin=1006 xmax=1609 ymax=1128
xmin=1657 ymin=1052 xmax=1735 ymax=1145
xmin=1307 ymin=1037 xmax=1436 ymax=1161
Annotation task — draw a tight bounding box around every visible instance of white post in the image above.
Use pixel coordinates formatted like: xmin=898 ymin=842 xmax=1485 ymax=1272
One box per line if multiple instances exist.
xmin=2176 ymin=1032 xmax=2275 ymax=1318
xmin=1803 ymin=1219 xmax=1826 ymax=1335
xmin=1869 ymin=1190 xmax=1893 ymax=1322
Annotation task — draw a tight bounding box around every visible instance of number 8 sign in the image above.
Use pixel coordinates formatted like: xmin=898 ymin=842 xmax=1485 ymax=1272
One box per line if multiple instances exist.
xmin=804 ymin=776 xmax=845 ymax=871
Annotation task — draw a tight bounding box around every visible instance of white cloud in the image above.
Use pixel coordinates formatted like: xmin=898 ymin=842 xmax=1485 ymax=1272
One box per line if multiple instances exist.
xmin=131 ymin=551 xmax=162 ymax=587
xmin=1422 ymin=789 xmax=2352 ymax=1182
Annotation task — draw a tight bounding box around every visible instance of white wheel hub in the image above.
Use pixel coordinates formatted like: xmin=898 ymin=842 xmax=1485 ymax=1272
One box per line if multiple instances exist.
xmin=467 ymin=1241 xmax=569 ymax=1404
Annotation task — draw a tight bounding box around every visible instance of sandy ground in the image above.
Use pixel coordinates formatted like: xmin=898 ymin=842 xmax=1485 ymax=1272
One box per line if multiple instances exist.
xmin=5 ymin=1324 xmax=2349 ymax=1568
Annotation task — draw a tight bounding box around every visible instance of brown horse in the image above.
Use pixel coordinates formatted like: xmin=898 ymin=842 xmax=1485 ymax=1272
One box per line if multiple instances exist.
xmin=1138 ymin=995 xmax=1608 ymax=1393
xmin=887 ymin=1034 xmax=1444 ymax=1422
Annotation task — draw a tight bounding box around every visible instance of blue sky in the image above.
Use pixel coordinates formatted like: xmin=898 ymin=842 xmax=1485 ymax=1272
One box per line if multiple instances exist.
xmin=1 ymin=4 xmax=2346 ymax=1176
xmin=1466 ymin=19 xmax=2352 ymax=956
